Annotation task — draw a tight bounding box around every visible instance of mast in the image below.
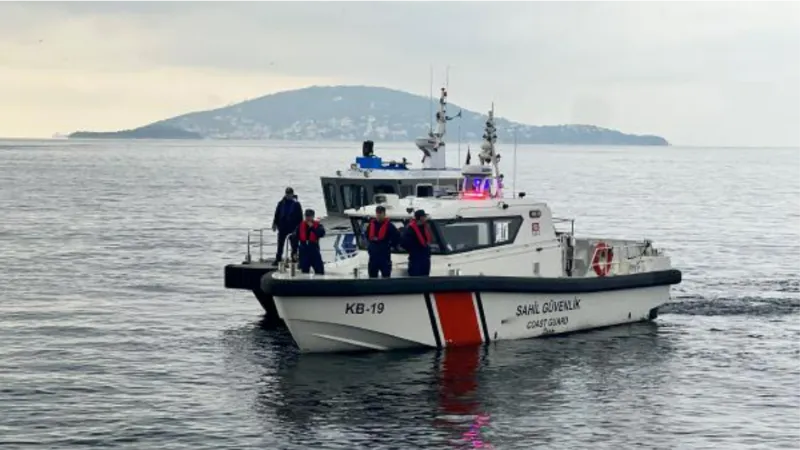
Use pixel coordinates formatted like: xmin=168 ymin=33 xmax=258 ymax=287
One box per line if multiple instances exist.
xmin=429 ymin=65 xmax=434 ymax=134
xmin=479 ymin=104 xmax=502 ymax=198
xmin=415 ymin=83 xmax=449 ymax=169
xmin=512 ymin=125 xmax=518 ymax=197
xmin=415 ymin=67 xmax=461 ymax=170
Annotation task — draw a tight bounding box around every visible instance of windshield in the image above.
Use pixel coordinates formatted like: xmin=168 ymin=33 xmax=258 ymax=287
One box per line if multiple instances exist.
xmin=434 ymin=219 xmax=492 ymax=252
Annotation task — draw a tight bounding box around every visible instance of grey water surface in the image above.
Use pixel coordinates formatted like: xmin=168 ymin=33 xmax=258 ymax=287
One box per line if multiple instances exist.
xmin=1 ymin=139 xmax=798 ymax=449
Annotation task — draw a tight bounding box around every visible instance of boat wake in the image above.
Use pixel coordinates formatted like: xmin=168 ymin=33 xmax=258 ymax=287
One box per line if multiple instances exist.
xmin=662 ymin=294 xmax=800 ymax=317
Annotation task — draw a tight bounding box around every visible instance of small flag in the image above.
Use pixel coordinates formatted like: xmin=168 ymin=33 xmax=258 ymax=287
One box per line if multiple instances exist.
xmin=465 ymin=146 xmax=471 ymax=165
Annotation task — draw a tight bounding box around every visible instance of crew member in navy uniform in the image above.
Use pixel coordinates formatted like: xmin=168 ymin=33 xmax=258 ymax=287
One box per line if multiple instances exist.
xmin=366 ymin=205 xmax=400 ymax=278
xmin=293 ymin=209 xmax=326 ymax=275
xmin=271 ymin=187 xmax=303 ymax=263
xmin=402 ymin=209 xmax=433 ymax=277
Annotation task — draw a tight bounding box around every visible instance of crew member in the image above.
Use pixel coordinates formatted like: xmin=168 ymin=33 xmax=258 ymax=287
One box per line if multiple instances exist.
xmin=272 ymin=187 xmax=303 ymax=263
xmin=402 ymin=209 xmax=433 ymax=277
xmin=366 ymin=205 xmax=400 ymax=278
xmin=293 ymin=209 xmax=326 ymax=275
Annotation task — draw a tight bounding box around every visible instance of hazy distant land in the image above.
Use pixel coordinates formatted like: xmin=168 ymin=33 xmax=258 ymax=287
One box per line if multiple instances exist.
xmin=68 ymin=85 xmax=669 ymax=146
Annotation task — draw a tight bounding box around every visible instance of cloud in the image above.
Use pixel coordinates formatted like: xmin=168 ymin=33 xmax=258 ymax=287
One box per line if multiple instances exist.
xmin=0 ymin=1 xmax=797 ymax=146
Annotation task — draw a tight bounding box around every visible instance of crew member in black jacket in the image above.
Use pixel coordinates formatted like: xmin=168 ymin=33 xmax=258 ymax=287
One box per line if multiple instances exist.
xmin=271 ymin=187 xmax=303 ymax=263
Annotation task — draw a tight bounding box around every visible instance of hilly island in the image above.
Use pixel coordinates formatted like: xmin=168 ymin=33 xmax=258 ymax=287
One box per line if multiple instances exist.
xmin=68 ymin=85 xmax=668 ymax=146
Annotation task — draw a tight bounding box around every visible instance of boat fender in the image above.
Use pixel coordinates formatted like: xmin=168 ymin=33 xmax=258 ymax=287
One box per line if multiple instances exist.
xmin=591 ymin=242 xmax=614 ymax=277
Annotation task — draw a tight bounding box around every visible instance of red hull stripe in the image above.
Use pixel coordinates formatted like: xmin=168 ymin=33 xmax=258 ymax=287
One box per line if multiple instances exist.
xmin=433 ymin=292 xmax=483 ymax=346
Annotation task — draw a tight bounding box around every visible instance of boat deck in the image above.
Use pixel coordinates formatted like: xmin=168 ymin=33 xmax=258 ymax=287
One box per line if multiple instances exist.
xmin=224 ymin=260 xmax=278 ymax=291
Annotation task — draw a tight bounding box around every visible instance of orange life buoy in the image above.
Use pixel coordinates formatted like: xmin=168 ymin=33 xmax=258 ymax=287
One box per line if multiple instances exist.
xmin=591 ymin=242 xmax=614 ymax=277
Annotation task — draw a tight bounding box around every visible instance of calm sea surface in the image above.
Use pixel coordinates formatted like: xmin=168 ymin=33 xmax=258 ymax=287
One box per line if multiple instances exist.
xmin=1 ymin=139 xmax=798 ymax=449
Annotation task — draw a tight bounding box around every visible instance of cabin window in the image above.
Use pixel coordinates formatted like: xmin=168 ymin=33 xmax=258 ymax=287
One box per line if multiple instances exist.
xmin=341 ymin=184 xmax=368 ymax=210
xmin=435 ymin=219 xmax=492 ymax=253
xmin=323 ymin=183 xmax=338 ymax=211
xmin=431 ymin=216 xmax=523 ymax=253
xmin=399 ymin=185 xmax=414 ymax=197
xmin=373 ymin=184 xmax=396 ymax=195
xmin=416 ymin=184 xmax=434 ymax=197
xmin=492 ymin=216 xmax=523 ymax=245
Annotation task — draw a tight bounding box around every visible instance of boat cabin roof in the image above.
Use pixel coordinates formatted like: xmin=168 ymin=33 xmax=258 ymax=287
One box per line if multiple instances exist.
xmin=344 ymin=193 xmax=547 ymax=221
xmin=329 ymin=166 xmax=463 ymax=181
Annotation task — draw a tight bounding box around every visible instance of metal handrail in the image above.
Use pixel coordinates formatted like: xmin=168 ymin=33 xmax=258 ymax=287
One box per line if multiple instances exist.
xmin=243 ymin=226 xmax=358 ymax=264
xmin=275 ymin=238 xmax=665 ymax=279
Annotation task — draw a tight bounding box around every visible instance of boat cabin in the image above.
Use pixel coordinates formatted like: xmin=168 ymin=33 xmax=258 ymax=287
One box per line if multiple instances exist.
xmin=345 ymin=194 xmax=535 ymax=257
xmin=319 ymin=140 xmax=463 ymax=218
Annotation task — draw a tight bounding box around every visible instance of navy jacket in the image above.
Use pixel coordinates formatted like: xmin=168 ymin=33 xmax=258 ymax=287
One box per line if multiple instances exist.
xmin=401 ymin=221 xmax=433 ymax=259
xmin=366 ymin=219 xmax=401 ymax=257
xmin=273 ymin=197 xmax=303 ymax=233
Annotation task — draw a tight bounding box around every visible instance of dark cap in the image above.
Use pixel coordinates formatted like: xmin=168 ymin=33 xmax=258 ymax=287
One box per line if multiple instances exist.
xmin=285 ymin=187 xmax=294 ymax=195
xmin=375 ymin=205 xmax=386 ymax=214
xmin=414 ymin=209 xmax=427 ymax=219
xmin=304 ymin=208 xmax=315 ymax=217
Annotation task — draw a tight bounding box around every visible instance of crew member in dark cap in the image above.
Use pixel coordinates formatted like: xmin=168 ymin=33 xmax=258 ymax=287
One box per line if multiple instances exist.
xmin=292 ymin=208 xmax=326 ymax=275
xmin=272 ymin=187 xmax=303 ymax=263
xmin=401 ymin=209 xmax=433 ymax=276
xmin=366 ymin=205 xmax=400 ymax=278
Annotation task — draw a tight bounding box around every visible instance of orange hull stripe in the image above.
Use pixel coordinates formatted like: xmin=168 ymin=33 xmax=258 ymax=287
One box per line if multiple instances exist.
xmin=433 ymin=292 xmax=483 ymax=346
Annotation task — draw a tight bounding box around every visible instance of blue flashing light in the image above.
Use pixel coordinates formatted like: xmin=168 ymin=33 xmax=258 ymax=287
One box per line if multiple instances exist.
xmin=471 ymin=177 xmax=492 ymax=191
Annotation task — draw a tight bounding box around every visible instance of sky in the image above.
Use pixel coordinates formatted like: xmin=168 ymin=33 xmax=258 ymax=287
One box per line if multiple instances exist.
xmin=0 ymin=1 xmax=798 ymax=147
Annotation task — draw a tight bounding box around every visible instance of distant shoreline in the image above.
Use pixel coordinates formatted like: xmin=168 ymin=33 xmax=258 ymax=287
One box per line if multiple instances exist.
xmin=68 ymin=126 xmax=203 ymax=140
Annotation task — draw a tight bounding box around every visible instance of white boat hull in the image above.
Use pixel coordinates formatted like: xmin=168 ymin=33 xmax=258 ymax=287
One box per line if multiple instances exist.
xmin=274 ymin=285 xmax=670 ymax=353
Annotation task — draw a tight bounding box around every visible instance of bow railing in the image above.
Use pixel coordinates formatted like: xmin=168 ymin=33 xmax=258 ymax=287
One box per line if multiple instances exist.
xmin=242 ymin=227 xmax=358 ymax=264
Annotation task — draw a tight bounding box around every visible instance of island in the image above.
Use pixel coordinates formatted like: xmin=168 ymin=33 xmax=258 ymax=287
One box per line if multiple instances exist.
xmin=68 ymin=85 xmax=668 ymax=146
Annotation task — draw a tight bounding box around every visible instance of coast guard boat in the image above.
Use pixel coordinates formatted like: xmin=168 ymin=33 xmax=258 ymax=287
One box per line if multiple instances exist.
xmin=261 ymin=105 xmax=683 ymax=353
xmin=225 ymin=85 xmax=472 ymax=323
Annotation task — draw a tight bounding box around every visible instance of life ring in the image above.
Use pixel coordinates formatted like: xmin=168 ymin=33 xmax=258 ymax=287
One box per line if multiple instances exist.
xmin=591 ymin=242 xmax=614 ymax=277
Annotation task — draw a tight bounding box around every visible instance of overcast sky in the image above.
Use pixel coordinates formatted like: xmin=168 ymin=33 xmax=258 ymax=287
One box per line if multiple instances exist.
xmin=1 ymin=1 xmax=798 ymax=146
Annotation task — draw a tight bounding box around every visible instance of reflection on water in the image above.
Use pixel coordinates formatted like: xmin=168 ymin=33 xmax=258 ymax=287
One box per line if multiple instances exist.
xmin=221 ymin=319 xmax=674 ymax=448
xmin=434 ymin=346 xmax=493 ymax=449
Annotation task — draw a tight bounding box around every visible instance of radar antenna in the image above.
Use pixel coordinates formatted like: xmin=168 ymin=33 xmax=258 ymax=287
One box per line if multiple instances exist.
xmin=479 ymin=104 xmax=502 ymax=198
